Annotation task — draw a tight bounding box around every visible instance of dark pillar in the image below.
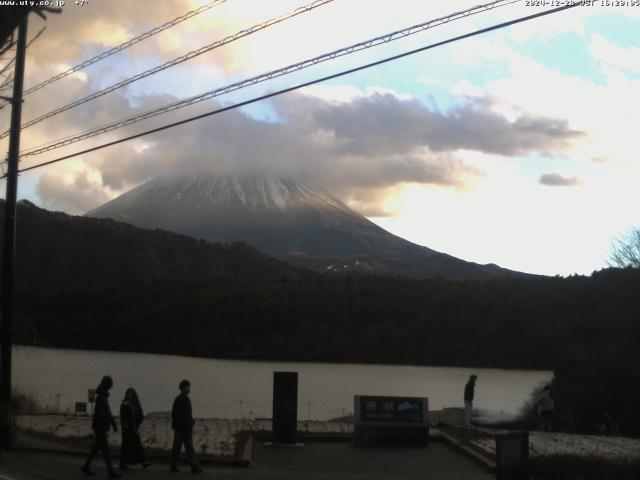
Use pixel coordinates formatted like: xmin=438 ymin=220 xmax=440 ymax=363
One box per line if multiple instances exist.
xmin=272 ymin=371 xmax=298 ymax=444
xmin=0 ymin=16 xmax=28 ymax=448
xmin=496 ymin=432 xmax=529 ymax=480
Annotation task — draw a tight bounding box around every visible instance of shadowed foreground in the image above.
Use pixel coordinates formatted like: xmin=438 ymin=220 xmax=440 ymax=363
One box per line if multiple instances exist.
xmin=0 ymin=444 xmax=493 ymax=480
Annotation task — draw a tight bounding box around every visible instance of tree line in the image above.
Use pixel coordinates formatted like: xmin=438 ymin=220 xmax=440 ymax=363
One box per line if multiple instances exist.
xmin=3 ymin=201 xmax=640 ymax=436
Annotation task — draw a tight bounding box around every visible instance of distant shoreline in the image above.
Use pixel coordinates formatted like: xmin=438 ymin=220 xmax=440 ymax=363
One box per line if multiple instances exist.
xmin=12 ymin=344 xmax=554 ymax=373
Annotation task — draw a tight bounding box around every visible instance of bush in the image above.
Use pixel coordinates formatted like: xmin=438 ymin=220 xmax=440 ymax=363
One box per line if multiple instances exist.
xmin=11 ymin=390 xmax=40 ymax=415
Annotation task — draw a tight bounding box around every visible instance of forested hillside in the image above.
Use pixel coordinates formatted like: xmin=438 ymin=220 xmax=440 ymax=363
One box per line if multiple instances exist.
xmin=3 ymin=200 xmax=639 ymax=435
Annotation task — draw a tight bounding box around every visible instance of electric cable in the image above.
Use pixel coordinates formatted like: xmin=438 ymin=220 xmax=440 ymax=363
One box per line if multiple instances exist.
xmin=16 ymin=0 xmax=521 ymax=157
xmin=21 ymin=0 xmax=230 ymax=97
xmin=0 ymin=0 xmax=335 ymax=140
xmin=2 ymin=3 xmax=579 ymax=180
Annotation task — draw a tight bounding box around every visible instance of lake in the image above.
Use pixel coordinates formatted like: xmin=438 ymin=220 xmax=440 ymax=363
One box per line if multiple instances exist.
xmin=13 ymin=346 xmax=551 ymax=421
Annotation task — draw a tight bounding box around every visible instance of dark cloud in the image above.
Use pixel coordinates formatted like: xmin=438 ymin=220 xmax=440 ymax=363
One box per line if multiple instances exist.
xmin=25 ymin=86 xmax=582 ymax=214
xmin=88 ymin=93 xmax=487 ymax=194
xmin=539 ymin=173 xmax=583 ymax=187
xmin=273 ymin=92 xmax=583 ymax=157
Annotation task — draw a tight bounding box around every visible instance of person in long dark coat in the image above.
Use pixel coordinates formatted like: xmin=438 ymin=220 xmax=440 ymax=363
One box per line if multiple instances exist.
xmin=170 ymin=379 xmax=202 ymax=473
xmin=464 ymin=374 xmax=477 ymax=428
xmin=119 ymin=387 xmax=151 ymax=470
xmin=82 ymin=375 xmax=122 ymax=478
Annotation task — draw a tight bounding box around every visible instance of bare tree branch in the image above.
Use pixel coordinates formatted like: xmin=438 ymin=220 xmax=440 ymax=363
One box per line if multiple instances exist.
xmin=608 ymin=227 xmax=640 ymax=268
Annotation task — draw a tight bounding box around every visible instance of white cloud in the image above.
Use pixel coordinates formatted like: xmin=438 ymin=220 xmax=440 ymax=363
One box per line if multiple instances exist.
xmin=451 ymin=80 xmax=484 ymax=98
xmin=450 ymin=31 xmax=640 ymax=170
xmin=588 ymin=33 xmax=640 ymax=73
xmin=36 ymin=165 xmax=113 ymax=215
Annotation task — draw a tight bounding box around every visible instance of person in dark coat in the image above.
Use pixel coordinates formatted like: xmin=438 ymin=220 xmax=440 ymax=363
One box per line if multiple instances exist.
xmin=82 ymin=375 xmax=122 ymax=478
xmin=537 ymin=384 xmax=555 ymax=432
xmin=119 ymin=387 xmax=151 ymax=470
xmin=170 ymin=379 xmax=202 ymax=474
xmin=464 ymin=374 xmax=477 ymax=428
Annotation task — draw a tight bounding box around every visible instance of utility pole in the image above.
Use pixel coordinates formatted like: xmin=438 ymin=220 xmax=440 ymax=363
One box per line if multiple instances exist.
xmin=0 ymin=16 xmax=28 ymax=448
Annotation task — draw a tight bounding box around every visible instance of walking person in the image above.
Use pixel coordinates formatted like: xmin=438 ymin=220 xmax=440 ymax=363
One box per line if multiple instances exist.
xmin=537 ymin=384 xmax=554 ymax=432
xmin=464 ymin=374 xmax=477 ymax=428
xmin=82 ymin=375 xmax=122 ymax=478
xmin=119 ymin=387 xmax=152 ymax=470
xmin=170 ymin=380 xmax=202 ymax=474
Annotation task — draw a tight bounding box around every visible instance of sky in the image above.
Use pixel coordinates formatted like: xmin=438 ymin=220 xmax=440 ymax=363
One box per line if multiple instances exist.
xmin=0 ymin=0 xmax=638 ymax=276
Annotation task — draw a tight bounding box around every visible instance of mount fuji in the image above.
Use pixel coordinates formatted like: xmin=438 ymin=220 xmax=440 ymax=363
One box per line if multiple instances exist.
xmin=86 ymin=174 xmax=523 ymax=280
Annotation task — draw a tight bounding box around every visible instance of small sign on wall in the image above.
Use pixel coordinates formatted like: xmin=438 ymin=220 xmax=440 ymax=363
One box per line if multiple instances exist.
xmin=358 ymin=396 xmax=425 ymax=423
xmin=354 ymin=395 xmax=429 ymax=446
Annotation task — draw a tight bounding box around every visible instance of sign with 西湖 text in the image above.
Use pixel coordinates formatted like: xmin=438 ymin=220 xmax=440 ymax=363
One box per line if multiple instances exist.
xmin=354 ymin=395 xmax=429 ymax=447
xmin=358 ymin=396 xmax=425 ymax=424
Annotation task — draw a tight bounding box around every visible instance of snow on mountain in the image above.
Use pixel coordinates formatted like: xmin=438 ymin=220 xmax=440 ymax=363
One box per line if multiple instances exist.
xmin=87 ymin=174 xmax=524 ymax=280
xmin=92 ymin=175 xmax=350 ymax=215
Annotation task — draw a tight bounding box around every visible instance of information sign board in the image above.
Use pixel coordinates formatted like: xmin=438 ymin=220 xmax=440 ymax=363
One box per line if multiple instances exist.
xmin=354 ymin=395 xmax=429 ymax=446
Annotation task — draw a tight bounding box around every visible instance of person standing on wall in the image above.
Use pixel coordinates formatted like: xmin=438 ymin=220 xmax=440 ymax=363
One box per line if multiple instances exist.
xmin=170 ymin=379 xmax=202 ymax=474
xmin=464 ymin=374 xmax=477 ymax=428
xmin=82 ymin=375 xmax=122 ymax=478
xmin=537 ymin=384 xmax=554 ymax=432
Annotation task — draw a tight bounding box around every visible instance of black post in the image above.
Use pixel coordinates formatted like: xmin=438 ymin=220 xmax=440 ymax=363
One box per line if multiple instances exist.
xmin=272 ymin=371 xmax=298 ymax=444
xmin=0 ymin=16 xmax=28 ymax=447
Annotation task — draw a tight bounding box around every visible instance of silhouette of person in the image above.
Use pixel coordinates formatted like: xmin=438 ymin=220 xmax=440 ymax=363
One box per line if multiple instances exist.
xmin=82 ymin=375 xmax=122 ymax=478
xmin=170 ymin=380 xmax=202 ymax=474
xmin=537 ymin=384 xmax=554 ymax=432
xmin=119 ymin=387 xmax=152 ymax=470
xmin=464 ymin=374 xmax=477 ymax=428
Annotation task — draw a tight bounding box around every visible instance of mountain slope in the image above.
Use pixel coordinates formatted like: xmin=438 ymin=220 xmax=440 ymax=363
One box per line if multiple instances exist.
xmin=1 ymin=200 xmax=297 ymax=293
xmin=87 ymin=174 xmax=525 ymax=280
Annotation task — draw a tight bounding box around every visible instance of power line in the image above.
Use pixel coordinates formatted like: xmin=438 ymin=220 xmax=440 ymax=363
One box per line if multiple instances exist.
xmin=15 ymin=0 xmax=516 ymax=157
xmin=17 ymin=0 xmax=520 ymax=158
xmin=19 ymin=0 xmax=230 ymax=98
xmin=0 ymin=36 xmax=14 ymax=57
xmin=5 ymin=3 xmax=579 ymax=179
xmin=26 ymin=26 xmax=47 ymax=50
xmin=0 ymin=54 xmax=16 ymax=80
xmin=0 ymin=0 xmax=335 ymax=140
xmin=0 ymin=72 xmax=13 ymax=92
xmin=0 ymin=27 xmax=46 ymax=108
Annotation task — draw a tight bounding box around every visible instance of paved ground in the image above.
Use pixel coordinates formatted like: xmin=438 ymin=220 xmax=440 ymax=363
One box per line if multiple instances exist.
xmin=253 ymin=442 xmax=494 ymax=479
xmin=0 ymin=442 xmax=493 ymax=480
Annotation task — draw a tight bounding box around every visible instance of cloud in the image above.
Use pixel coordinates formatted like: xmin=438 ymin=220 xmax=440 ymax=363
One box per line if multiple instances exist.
xmin=91 ymin=93 xmax=486 ymax=190
xmin=274 ymin=91 xmax=583 ymax=158
xmin=539 ymin=173 xmax=583 ymax=187
xmin=588 ymin=34 xmax=640 ymax=74
xmin=5 ymin=1 xmax=585 ymax=217
xmin=24 ymin=0 xmax=194 ymax=66
xmin=36 ymin=169 xmax=112 ymax=214
xmin=98 ymin=88 xmax=575 ymax=185
xmin=25 ymin=86 xmax=583 ymax=214
xmin=450 ymin=29 xmax=640 ymax=169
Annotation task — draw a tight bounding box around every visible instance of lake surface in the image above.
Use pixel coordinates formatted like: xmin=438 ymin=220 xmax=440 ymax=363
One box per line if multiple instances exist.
xmin=14 ymin=346 xmax=551 ymax=421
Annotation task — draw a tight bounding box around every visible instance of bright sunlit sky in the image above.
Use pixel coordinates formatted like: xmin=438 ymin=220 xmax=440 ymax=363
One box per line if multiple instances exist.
xmin=1 ymin=0 xmax=639 ymax=276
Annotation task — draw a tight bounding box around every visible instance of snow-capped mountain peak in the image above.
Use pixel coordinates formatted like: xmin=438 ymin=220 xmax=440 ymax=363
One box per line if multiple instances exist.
xmin=87 ymin=173 xmax=522 ymax=280
xmin=96 ymin=174 xmax=350 ymax=215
